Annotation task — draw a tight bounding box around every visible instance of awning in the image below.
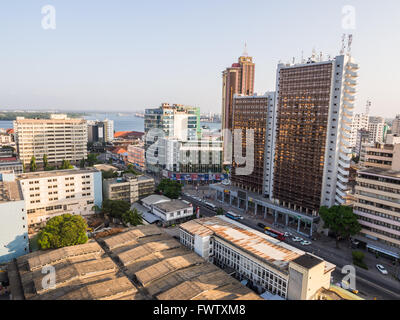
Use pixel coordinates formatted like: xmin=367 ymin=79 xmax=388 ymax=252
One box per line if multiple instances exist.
xmin=142 ymin=212 xmax=161 ymax=224
xmin=367 ymin=244 xmax=400 ymax=259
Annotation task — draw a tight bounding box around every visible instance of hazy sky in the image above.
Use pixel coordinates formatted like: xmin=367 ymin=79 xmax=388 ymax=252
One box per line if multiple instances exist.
xmin=0 ymin=0 xmax=399 ymax=117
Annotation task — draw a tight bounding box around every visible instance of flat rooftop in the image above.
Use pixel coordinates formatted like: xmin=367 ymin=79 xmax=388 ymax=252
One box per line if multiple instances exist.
xmin=291 ymin=253 xmax=324 ymax=269
xmin=153 ymin=199 xmax=192 ymax=213
xmin=180 ymin=216 xmax=306 ymax=272
xmin=17 ymin=168 xmax=100 ymax=180
xmin=93 ymin=164 xmax=118 ymax=172
xmin=0 ymin=180 xmax=23 ymax=203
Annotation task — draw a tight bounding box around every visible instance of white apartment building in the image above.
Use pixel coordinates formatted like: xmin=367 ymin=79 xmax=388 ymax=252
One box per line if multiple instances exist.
xmin=103 ymin=119 xmax=114 ymax=142
xmin=368 ymin=116 xmax=385 ymax=143
xmin=17 ymin=168 xmax=103 ymax=232
xmin=152 ymin=199 xmax=194 ymax=225
xmin=350 ymin=113 xmax=369 ymax=148
xmin=14 ymin=114 xmax=88 ymax=167
xmin=180 ymin=216 xmax=335 ymax=300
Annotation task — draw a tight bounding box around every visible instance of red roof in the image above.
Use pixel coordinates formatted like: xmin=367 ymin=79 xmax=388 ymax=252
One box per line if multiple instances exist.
xmin=114 ymin=131 xmax=144 ymax=139
xmin=0 ymin=157 xmax=17 ymax=162
xmin=111 ymin=147 xmax=127 ymax=155
xmin=6 ymin=129 xmax=14 ymax=134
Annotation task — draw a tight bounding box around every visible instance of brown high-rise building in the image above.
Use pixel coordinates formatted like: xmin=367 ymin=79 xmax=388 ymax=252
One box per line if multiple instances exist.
xmin=272 ymin=55 xmax=359 ymax=216
xmin=231 ymin=93 xmax=275 ymax=195
xmin=222 ymin=50 xmax=255 ymax=163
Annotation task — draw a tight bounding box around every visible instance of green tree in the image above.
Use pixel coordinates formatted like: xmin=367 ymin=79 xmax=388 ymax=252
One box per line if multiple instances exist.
xmin=80 ymin=157 xmax=86 ymax=168
xmin=320 ymin=206 xmax=362 ymax=248
xmin=156 ymin=179 xmax=182 ymax=199
xmin=37 ymin=214 xmax=88 ymax=250
xmin=87 ymin=153 xmax=99 ymax=167
xmin=102 ymin=199 xmax=131 ymax=220
xmin=122 ymin=209 xmax=143 ymax=226
xmin=60 ymin=160 xmax=73 ymax=170
xmin=30 ymin=156 xmax=37 ymax=172
xmin=22 ymin=162 xmax=26 ymax=173
xmin=102 ymin=169 xmax=118 ymax=180
xmin=216 ymin=208 xmax=224 ymax=216
xmin=43 ymin=154 xmax=48 ymax=169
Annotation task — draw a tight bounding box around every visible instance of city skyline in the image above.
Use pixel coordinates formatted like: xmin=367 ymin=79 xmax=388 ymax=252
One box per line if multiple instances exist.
xmin=0 ymin=1 xmax=399 ymax=117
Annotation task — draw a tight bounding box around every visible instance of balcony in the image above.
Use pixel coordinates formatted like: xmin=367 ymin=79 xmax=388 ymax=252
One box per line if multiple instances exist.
xmin=345 ymin=70 xmax=358 ymax=78
xmin=343 ymin=92 xmax=356 ymax=102
xmin=335 ymin=195 xmax=345 ymax=205
xmin=347 ymin=62 xmax=359 ymax=70
xmin=337 ymin=173 xmax=349 ymax=184
xmin=338 ymin=159 xmax=351 ymax=169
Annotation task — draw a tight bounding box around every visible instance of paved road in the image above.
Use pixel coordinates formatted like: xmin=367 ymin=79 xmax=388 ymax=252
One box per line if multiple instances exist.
xmin=181 ymin=193 xmax=400 ymax=300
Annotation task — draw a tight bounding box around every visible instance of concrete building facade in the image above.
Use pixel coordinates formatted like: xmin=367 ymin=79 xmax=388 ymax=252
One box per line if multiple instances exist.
xmin=14 ymin=114 xmax=88 ymax=167
xmin=179 ymin=216 xmax=335 ymax=300
xmin=353 ymin=168 xmax=400 ymax=259
xmin=18 ymin=168 xmax=102 ymax=233
xmin=0 ymin=173 xmax=29 ymax=264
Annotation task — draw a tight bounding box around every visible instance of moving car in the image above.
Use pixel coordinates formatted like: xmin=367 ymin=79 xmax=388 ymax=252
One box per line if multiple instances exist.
xmin=376 ymin=264 xmax=388 ymax=275
xmin=284 ymin=232 xmax=293 ymax=238
xmin=292 ymin=237 xmax=303 ymax=242
xmin=301 ymin=241 xmax=312 ymax=246
xmin=257 ymin=223 xmax=266 ymax=229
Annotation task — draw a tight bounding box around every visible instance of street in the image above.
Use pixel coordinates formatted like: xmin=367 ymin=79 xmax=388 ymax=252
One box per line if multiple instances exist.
xmin=182 ymin=186 xmax=400 ymax=300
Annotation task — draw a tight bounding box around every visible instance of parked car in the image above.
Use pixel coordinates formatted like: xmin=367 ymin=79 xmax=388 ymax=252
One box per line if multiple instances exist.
xmin=257 ymin=223 xmax=266 ymax=229
xmin=292 ymin=237 xmax=303 ymax=242
xmin=376 ymin=264 xmax=388 ymax=275
xmin=284 ymin=232 xmax=293 ymax=238
xmin=301 ymin=241 xmax=312 ymax=246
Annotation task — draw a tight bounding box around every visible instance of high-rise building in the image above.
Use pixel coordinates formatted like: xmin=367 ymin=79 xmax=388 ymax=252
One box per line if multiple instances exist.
xmin=103 ymin=119 xmax=114 ymax=142
xmin=14 ymin=114 xmax=88 ymax=168
xmin=350 ymin=112 xmax=369 ymax=148
xmin=368 ymin=116 xmax=385 ymax=143
xmin=272 ymin=54 xmax=359 ymax=215
xmin=231 ymin=93 xmax=276 ymax=195
xmin=88 ymin=119 xmax=114 ymax=144
xmin=222 ymin=49 xmax=255 ymax=163
xmin=353 ymin=168 xmax=400 ymax=258
xmin=392 ymin=115 xmax=400 ymax=136
xmin=144 ymin=103 xmax=201 ymax=173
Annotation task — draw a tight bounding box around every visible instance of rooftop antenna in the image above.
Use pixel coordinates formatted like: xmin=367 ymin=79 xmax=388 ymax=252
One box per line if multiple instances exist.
xmin=347 ymin=34 xmax=353 ymax=54
xmin=292 ymin=57 xmax=295 ymax=65
xmin=301 ymin=50 xmax=304 ymax=63
xmin=340 ymin=33 xmax=346 ymax=55
xmin=319 ymin=51 xmax=323 ymax=62
xmin=311 ymin=48 xmax=317 ymax=61
xmin=243 ymin=42 xmax=248 ymax=57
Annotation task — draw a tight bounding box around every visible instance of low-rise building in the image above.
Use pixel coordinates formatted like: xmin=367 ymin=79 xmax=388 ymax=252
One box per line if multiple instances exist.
xmin=141 ymin=194 xmax=171 ymax=210
xmin=17 ymin=168 xmax=103 ymax=233
xmin=353 ymin=168 xmax=400 ymax=259
xmin=103 ymin=174 xmax=155 ymax=204
xmin=179 ymin=216 xmax=335 ymax=300
xmin=0 ymin=156 xmax=23 ymax=174
xmin=152 ymin=199 xmax=193 ymax=225
xmin=127 ymin=144 xmax=146 ymax=171
xmin=0 ymin=173 xmax=29 ymax=264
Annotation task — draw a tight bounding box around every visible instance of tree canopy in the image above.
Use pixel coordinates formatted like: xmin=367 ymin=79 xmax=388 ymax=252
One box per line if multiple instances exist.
xmin=59 ymin=160 xmax=74 ymax=170
xmin=87 ymin=153 xmax=99 ymax=167
xmin=122 ymin=209 xmax=143 ymax=226
xmin=156 ymin=179 xmax=182 ymax=199
xmin=37 ymin=214 xmax=88 ymax=250
xmin=102 ymin=169 xmax=119 ymax=180
xmin=320 ymin=206 xmax=361 ymax=247
xmin=101 ymin=199 xmax=131 ymax=219
xmin=30 ymin=156 xmax=37 ymax=172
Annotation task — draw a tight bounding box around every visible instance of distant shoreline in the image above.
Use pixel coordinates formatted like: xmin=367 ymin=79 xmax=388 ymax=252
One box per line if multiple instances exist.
xmin=0 ymin=111 xmax=86 ymax=121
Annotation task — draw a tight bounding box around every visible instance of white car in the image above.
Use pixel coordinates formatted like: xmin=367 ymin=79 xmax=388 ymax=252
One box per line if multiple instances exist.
xmin=292 ymin=237 xmax=303 ymax=242
xmin=301 ymin=241 xmax=312 ymax=246
xmin=376 ymin=264 xmax=388 ymax=275
xmin=284 ymin=232 xmax=293 ymax=238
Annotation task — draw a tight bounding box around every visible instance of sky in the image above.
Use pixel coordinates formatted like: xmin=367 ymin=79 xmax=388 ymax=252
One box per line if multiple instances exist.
xmin=0 ymin=0 xmax=399 ymax=117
